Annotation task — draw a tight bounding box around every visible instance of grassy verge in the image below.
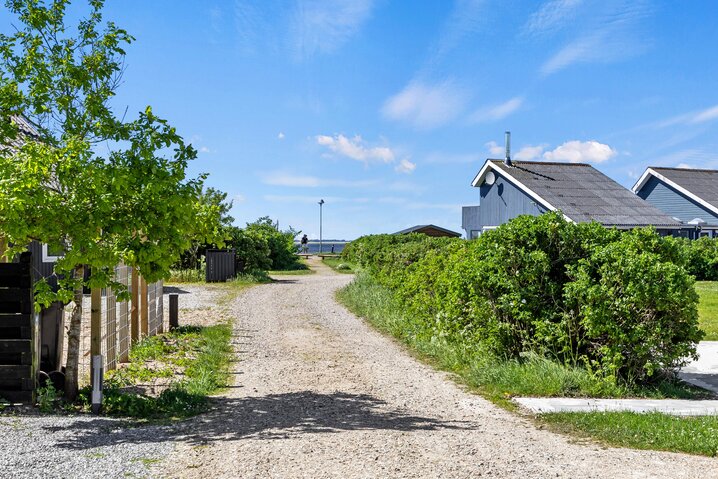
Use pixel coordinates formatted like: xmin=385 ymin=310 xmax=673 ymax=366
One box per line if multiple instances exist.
xmin=336 ymin=273 xmax=717 ymax=455
xmin=76 ymin=323 xmax=233 ymax=420
xmin=322 ymin=257 xmax=355 ymax=273
xmin=541 ymin=412 xmax=718 ymax=457
xmin=697 ymin=281 xmax=718 ymax=340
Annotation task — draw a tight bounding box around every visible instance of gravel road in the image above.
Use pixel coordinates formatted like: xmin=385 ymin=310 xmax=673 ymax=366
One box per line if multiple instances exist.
xmin=161 ymin=258 xmax=718 ymax=479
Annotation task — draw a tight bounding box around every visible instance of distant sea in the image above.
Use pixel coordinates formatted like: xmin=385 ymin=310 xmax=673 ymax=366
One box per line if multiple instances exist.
xmin=295 ymin=241 xmax=348 ymax=254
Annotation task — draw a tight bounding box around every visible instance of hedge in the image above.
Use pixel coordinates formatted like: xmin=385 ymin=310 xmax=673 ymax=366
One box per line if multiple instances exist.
xmin=343 ymin=213 xmax=704 ymax=383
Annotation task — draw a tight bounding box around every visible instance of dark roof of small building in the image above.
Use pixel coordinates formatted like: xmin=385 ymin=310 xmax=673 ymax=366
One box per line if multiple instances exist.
xmin=647 ymin=167 xmax=718 ymax=212
xmin=480 ymin=160 xmax=681 ymax=227
xmin=394 ymin=224 xmax=462 ymax=237
xmin=2 ymin=115 xmax=41 ymax=153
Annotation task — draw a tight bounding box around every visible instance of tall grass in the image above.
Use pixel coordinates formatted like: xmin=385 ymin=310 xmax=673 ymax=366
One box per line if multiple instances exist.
xmin=697 ymin=281 xmax=718 ymax=340
xmin=337 ymin=273 xmax=703 ymax=402
xmin=542 ymin=412 xmax=718 ymax=457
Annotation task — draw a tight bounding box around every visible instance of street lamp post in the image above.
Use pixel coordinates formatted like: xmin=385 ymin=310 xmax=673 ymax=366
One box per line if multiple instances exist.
xmin=318 ymin=199 xmax=324 ymax=254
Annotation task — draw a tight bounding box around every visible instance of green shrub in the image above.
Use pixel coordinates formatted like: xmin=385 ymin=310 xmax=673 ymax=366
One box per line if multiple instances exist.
xmin=345 ymin=213 xmax=703 ymax=384
xmin=667 ymin=236 xmax=718 ymax=281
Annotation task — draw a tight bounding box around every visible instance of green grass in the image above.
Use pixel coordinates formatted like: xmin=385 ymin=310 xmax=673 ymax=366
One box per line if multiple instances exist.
xmin=78 ymin=323 xmax=233 ymax=420
xmin=541 ymin=412 xmax=718 ymax=457
xmin=697 ymin=281 xmax=718 ymax=340
xmin=337 ymin=273 xmax=703 ymax=402
xmin=322 ymin=257 xmax=355 ymax=273
xmin=269 ymin=268 xmax=315 ymax=275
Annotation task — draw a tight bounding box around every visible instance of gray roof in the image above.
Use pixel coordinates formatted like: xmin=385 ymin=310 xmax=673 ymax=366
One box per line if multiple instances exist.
xmin=394 ymin=224 xmax=462 ymax=237
xmin=490 ymin=160 xmax=681 ymax=227
xmin=650 ymin=167 xmax=718 ymax=211
xmin=2 ymin=115 xmax=41 ymax=153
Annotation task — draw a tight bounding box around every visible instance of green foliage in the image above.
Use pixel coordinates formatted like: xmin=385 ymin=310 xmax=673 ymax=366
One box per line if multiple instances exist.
xmin=79 ymin=323 xmax=232 ymax=419
xmin=229 ymin=226 xmax=272 ymax=272
xmin=36 ymin=382 xmax=61 ymax=413
xmin=343 ymin=213 xmax=703 ymax=384
xmin=697 ymin=281 xmax=718 ymax=340
xmin=541 ymin=412 xmax=718 ymax=457
xmin=666 ymin=236 xmax=718 ymax=281
xmin=245 ymin=216 xmax=302 ymax=270
xmin=0 ymin=0 xmax=223 ymax=298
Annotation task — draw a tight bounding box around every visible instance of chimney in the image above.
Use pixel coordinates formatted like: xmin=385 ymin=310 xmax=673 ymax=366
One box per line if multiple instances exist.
xmin=504 ymin=131 xmax=512 ymax=166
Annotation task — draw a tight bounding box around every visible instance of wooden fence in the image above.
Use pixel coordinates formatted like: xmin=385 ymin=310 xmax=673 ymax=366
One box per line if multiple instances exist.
xmin=69 ymin=265 xmax=165 ymax=383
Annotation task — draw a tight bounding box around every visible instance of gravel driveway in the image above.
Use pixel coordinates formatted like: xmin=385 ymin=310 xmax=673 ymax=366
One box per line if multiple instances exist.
xmin=160 ymin=258 xmax=718 ymax=479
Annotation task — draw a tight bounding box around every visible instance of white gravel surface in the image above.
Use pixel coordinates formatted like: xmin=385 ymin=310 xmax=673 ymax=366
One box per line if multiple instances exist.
xmin=3 ymin=262 xmax=716 ymax=478
xmin=0 ymin=415 xmax=174 ymax=479
xmin=161 ymin=258 xmax=718 ymax=479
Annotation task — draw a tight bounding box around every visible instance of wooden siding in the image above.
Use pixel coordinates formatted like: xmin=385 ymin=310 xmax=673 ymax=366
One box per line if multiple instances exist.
xmin=462 ymin=206 xmax=480 ymax=238
xmin=637 ymin=176 xmax=718 ymax=225
xmin=478 ymin=172 xmax=548 ymax=229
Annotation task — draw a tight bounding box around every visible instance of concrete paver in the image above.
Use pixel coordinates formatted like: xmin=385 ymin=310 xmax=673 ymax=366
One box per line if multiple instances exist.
xmin=515 ymin=397 xmax=718 ymax=416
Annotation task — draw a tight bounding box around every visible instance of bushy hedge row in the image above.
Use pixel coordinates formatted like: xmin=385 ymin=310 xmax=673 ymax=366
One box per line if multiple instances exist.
xmin=343 ymin=213 xmax=704 ymax=383
xmin=666 ymin=236 xmax=718 ymax=281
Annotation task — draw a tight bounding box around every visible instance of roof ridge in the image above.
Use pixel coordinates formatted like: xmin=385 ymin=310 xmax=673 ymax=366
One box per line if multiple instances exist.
xmin=650 ymin=166 xmax=718 ymax=173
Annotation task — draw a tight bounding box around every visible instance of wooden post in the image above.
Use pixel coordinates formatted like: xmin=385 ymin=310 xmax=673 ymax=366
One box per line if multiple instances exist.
xmin=90 ymin=286 xmax=102 ymax=382
xmin=131 ymin=268 xmax=139 ymax=343
xmin=118 ymin=267 xmax=130 ymax=362
xmin=105 ymin=285 xmax=116 ymax=370
xmin=140 ymin=277 xmax=149 ymax=337
xmin=169 ymin=294 xmax=179 ymax=330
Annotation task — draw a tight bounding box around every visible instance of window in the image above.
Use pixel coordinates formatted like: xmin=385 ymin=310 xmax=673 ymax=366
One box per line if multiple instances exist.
xmin=42 ymin=243 xmax=64 ymax=263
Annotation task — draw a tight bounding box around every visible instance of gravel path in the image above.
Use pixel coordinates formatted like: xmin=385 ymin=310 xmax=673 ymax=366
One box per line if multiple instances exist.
xmin=161 ymin=258 xmax=718 ymax=479
xmin=0 ymin=283 xmax=227 ymax=479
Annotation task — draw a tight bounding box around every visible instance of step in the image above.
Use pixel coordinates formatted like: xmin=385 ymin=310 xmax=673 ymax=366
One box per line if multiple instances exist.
xmin=0 ymin=339 xmax=33 ymax=365
xmin=0 ymin=389 xmax=33 ymax=403
xmin=0 ymin=314 xmax=32 ymax=339
xmin=0 ymin=289 xmax=33 ymax=314
xmin=0 ymin=365 xmax=32 ymax=381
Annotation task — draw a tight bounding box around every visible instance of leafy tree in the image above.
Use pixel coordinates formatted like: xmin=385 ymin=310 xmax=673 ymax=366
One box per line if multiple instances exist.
xmin=0 ymin=0 xmax=221 ymax=399
xmin=245 ymin=216 xmax=301 ymax=270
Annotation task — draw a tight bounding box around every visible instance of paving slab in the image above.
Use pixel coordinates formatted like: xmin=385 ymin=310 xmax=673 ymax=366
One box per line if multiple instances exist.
xmin=680 ymin=341 xmax=718 ymax=394
xmin=514 ymin=397 xmax=718 ymax=415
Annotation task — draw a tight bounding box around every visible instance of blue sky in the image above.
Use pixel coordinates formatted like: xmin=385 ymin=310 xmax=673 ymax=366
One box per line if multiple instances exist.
xmin=4 ymin=1 xmax=718 ymax=239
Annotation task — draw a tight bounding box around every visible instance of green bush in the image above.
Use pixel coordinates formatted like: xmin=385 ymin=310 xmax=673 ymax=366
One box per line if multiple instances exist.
xmin=667 ymin=236 xmax=718 ymax=281
xmin=245 ymin=216 xmax=302 ymax=270
xmin=345 ymin=213 xmax=703 ymax=384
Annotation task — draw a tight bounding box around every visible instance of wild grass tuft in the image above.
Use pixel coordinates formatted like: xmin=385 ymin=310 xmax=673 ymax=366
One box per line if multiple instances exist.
xmin=697 ymin=281 xmax=718 ymax=340
xmin=541 ymin=412 xmax=718 ymax=457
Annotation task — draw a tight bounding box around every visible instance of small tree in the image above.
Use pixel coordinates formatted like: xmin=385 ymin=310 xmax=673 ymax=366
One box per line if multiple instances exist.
xmin=0 ymin=0 xmax=221 ymax=399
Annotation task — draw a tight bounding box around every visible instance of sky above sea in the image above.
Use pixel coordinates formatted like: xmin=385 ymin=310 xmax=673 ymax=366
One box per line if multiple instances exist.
xmin=3 ymin=1 xmax=718 ymax=239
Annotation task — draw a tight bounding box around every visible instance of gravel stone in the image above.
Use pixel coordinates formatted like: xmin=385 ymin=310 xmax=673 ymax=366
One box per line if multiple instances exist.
xmin=161 ymin=258 xmax=718 ymax=478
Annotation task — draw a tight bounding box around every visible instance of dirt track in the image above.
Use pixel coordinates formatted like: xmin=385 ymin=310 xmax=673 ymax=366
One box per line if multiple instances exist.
xmin=161 ymin=258 xmax=718 ymax=479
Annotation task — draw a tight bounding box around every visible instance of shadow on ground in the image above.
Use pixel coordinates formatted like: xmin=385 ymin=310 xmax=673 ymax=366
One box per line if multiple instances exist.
xmin=46 ymin=391 xmax=472 ymax=450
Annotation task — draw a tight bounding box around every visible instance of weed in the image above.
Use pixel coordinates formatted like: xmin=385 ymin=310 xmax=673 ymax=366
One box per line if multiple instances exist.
xmin=36 ymin=383 xmax=61 ymax=413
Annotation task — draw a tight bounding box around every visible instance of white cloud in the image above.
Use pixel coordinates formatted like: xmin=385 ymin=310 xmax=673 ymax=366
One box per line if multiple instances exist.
xmin=539 ymin=2 xmax=652 ymax=76
xmin=316 ymin=134 xmax=395 ymax=163
xmin=381 ymin=81 xmax=467 ymax=129
xmin=543 ymin=140 xmax=616 ymax=163
xmin=514 ymin=144 xmax=547 ymax=161
xmin=691 ymin=105 xmax=718 ymax=123
xmin=395 ymin=158 xmax=416 ymax=174
xmin=290 ymin=0 xmax=374 ymax=61
xmin=469 ymin=97 xmax=523 ymax=123
xmin=261 ymin=171 xmax=379 ymax=188
xmin=198 ymin=146 xmax=212 ymax=153
xmin=524 ymin=0 xmax=583 ymax=36
xmin=485 ymin=141 xmax=505 ymax=157
xmin=676 ymin=163 xmax=696 ymax=170
xmin=657 ymin=104 xmax=718 ymax=128
xmin=277 ymin=132 xmax=285 ymax=140
xmin=233 ymin=194 xmax=246 ymax=204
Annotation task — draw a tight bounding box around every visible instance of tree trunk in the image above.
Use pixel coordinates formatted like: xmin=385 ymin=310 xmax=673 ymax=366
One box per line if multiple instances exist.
xmin=64 ymin=264 xmax=84 ymax=401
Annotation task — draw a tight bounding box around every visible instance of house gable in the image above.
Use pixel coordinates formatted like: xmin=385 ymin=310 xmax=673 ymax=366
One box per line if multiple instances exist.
xmin=636 ymin=175 xmax=718 ymax=225
xmin=477 ymin=169 xmax=549 ymax=229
